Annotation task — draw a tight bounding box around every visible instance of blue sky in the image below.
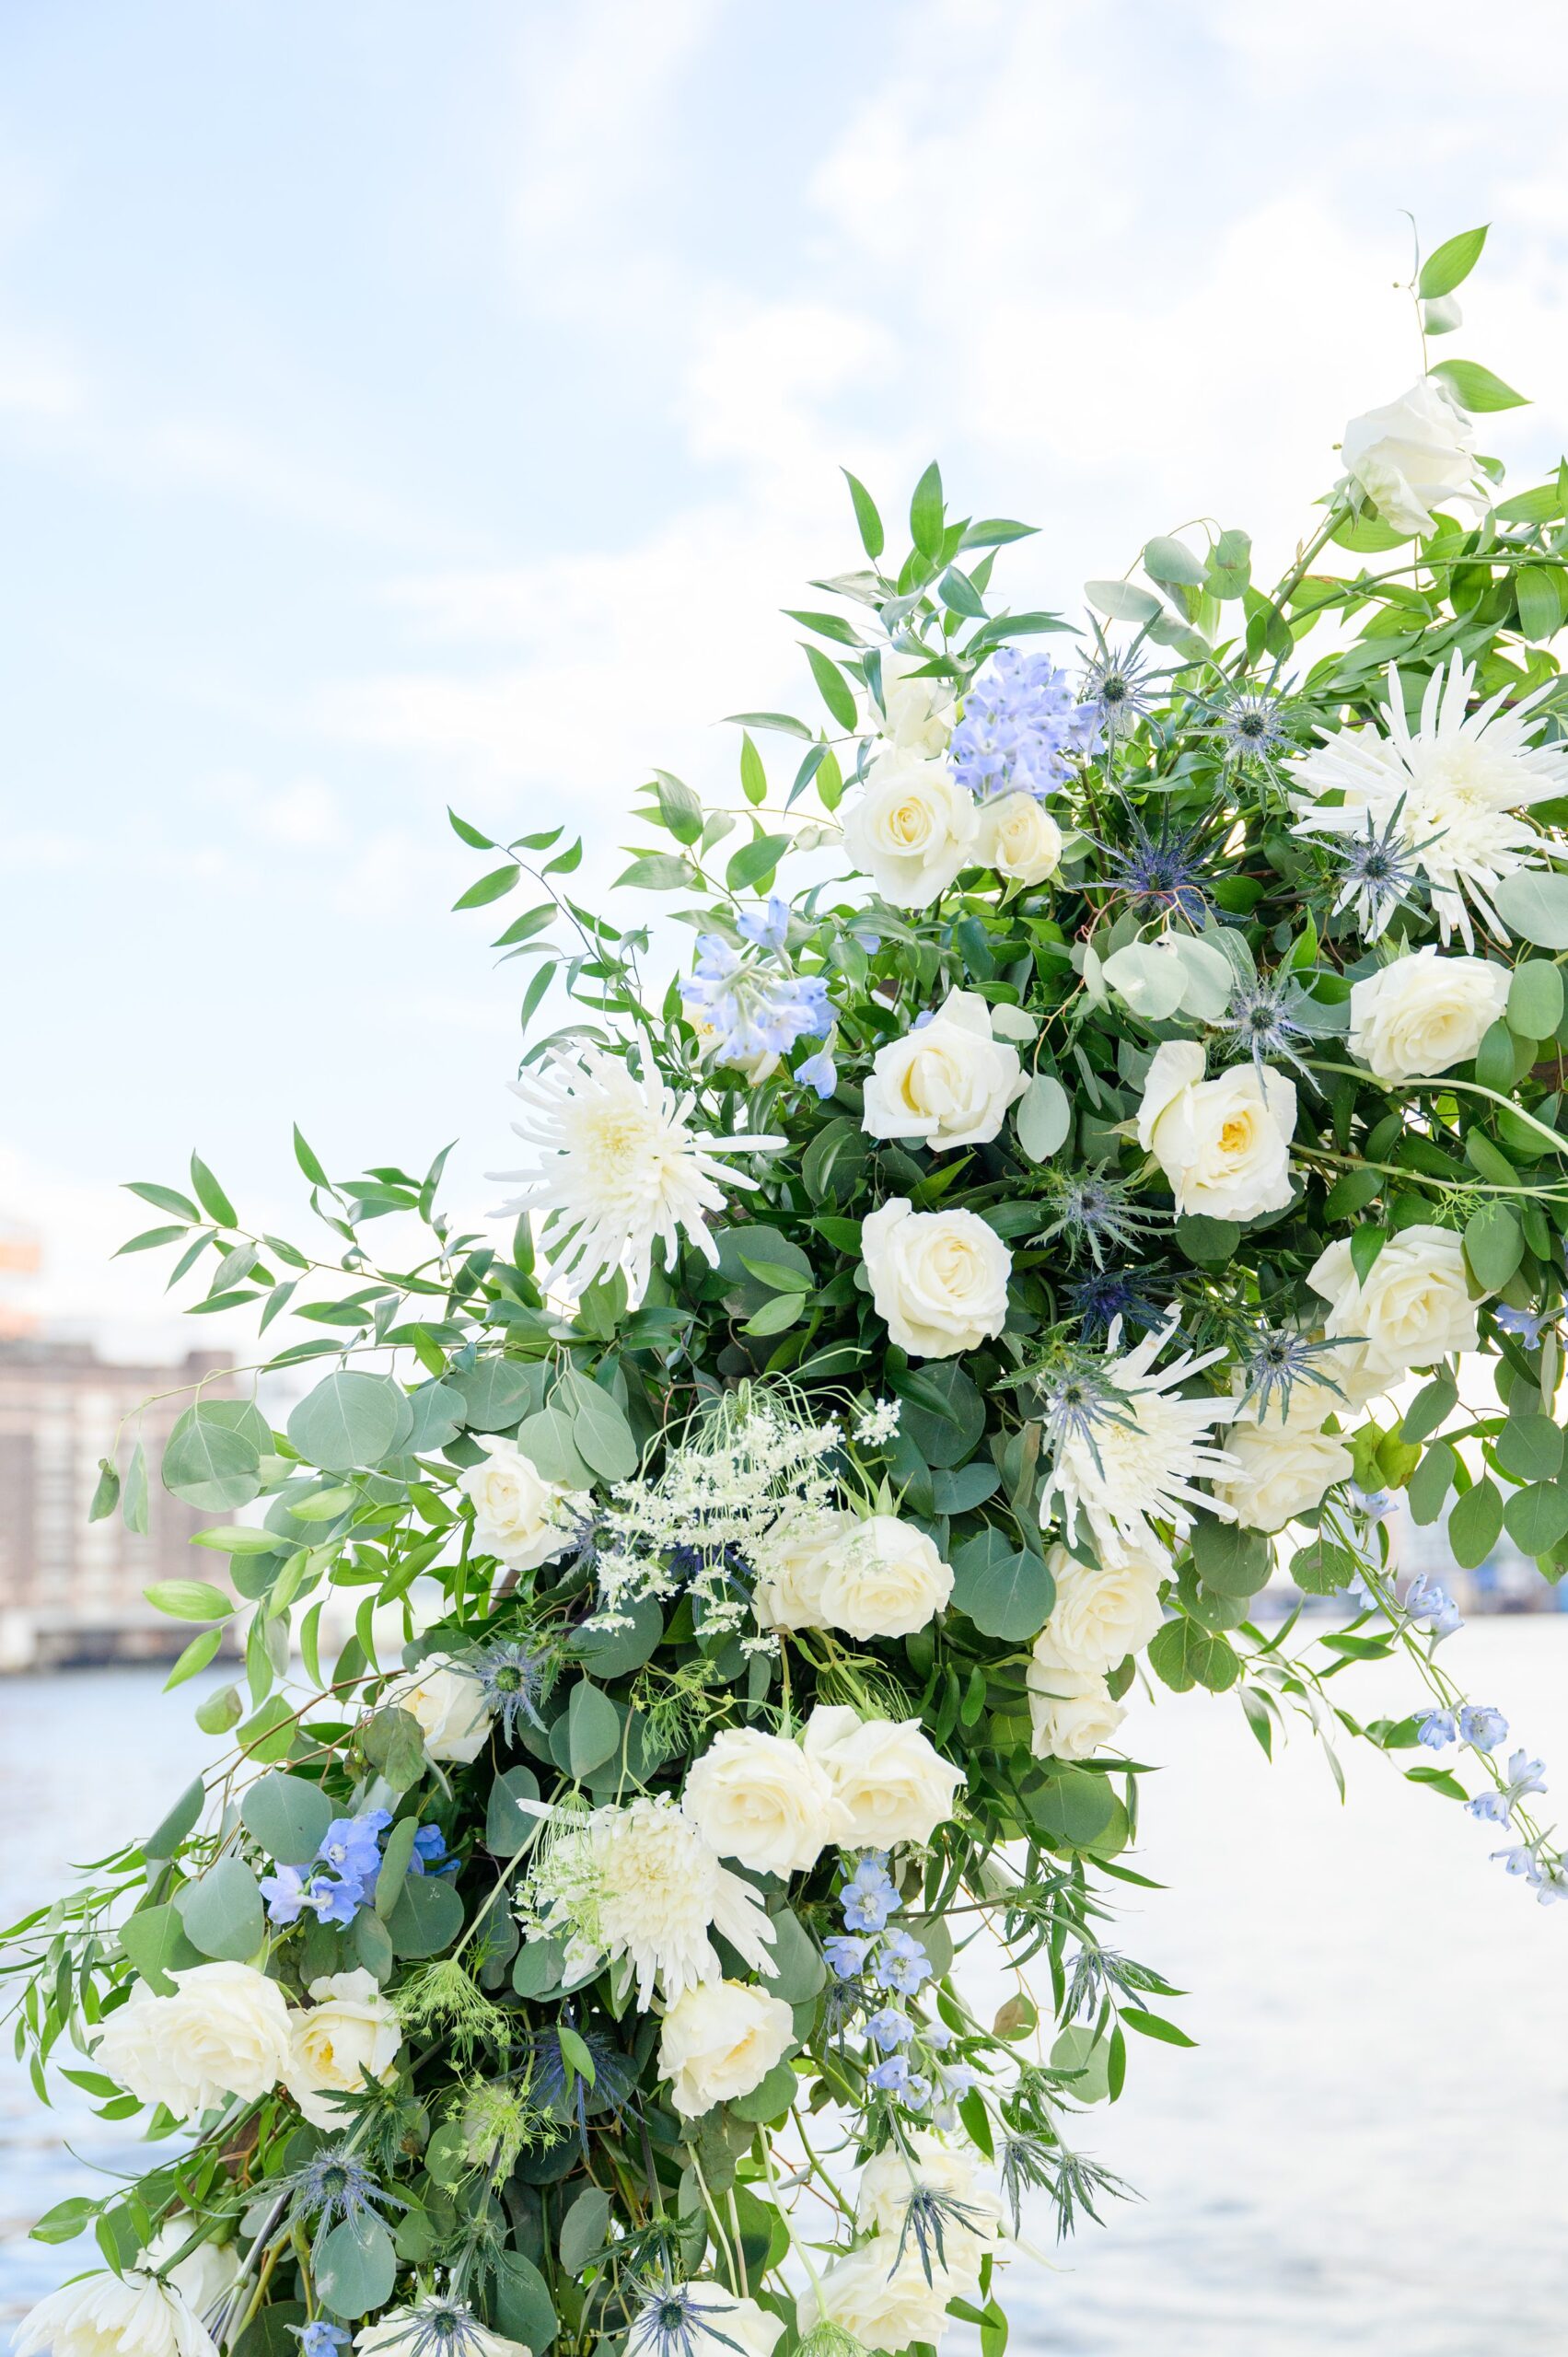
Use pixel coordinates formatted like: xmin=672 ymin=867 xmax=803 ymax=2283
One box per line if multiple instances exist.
xmin=6 ymin=0 xmax=1568 ymax=1350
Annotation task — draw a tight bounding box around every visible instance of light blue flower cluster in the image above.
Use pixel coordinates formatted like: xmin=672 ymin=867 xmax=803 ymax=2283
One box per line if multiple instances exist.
xmin=260 ymin=1811 xmax=448 ymax=1928
xmin=291 ymin=2327 xmax=350 ymax=2357
xmin=1417 ymin=1703 xmax=1564 ymax=1897
xmin=949 ymin=649 xmax=1102 ymax=802
xmin=825 ymin=1852 xmax=944 ymax=2109
xmin=680 ymin=898 xmax=831 ymax=1066
xmin=1404 ymin=1572 xmax=1462 ymax=1641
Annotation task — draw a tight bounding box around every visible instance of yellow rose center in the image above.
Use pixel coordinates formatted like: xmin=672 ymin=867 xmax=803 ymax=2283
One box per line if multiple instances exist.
xmin=1219 ymin=1116 xmax=1250 ymax=1154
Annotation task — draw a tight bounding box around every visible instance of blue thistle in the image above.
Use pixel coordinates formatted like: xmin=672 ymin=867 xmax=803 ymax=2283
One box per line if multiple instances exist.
xmin=1212 ymin=689 xmax=1290 ymax=767
xmin=1242 ymin=1326 xmax=1360 ymax=1423
xmin=1102 ymin=816 xmax=1211 ymax=925
xmin=626 ymin=2279 xmax=754 ymax=2357
xmin=370 ymin=2298 xmax=491 ymax=2357
xmin=464 ymin=1640 xmax=554 ymax=1741
xmin=1064 ymin=1268 xmax=1167 ymax=1339
xmin=276 ymin=2144 xmax=407 ymax=2262
xmin=1214 ymin=981 xmax=1318 ymax=1080
xmin=1078 ymin=642 xmax=1155 ymax=739
xmin=1035 ymin=1173 xmax=1166 ymax=1271
xmin=893 ymin=2185 xmax=997 ymax=2284
xmin=1327 ymin=798 xmax=1433 ymax=940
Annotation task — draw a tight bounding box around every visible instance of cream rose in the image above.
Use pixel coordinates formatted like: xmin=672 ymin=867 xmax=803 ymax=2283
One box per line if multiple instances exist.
xmin=863 ymin=989 xmax=1026 ymax=1151
xmin=96 ymin=1962 xmax=292 ymax=2120
xmin=1212 ymin=1391 xmax=1354 ymax=1532
xmin=804 ymin=1706 xmax=964 ymax=1847
xmin=1032 ymin=1538 xmax=1168 ymax=1677
xmin=800 ymin=2240 xmax=977 ymax=2352
xmin=17 ymin=2272 xmax=219 ymax=2357
xmin=389 ymin=1653 xmax=494 ymax=1763
xmin=458 ymin=1434 xmax=586 ymax=1571
xmin=285 ymin=1968 xmax=401 ymax=2131
xmin=1027 ymin=1663 xmax=1127 ymax=1763
xmin=857 ymin=2132 xmax=1002 ymax=2254
xmin=876 ymin=647 xmax=956 ymax=758
xmin=1349 ymin=948 xmax=1509 ymax=1085
xmin=976 ymin=791 xmax=1063 ymax=887
xmin=1341 ymin=377 xmax=1484 ymax=538
xmin=356 ymin=2315 xmax=524 ymax=2357
xmin=817 ymin=1514 xmax=955 ymax=1641
xmin=1308 ymin=1222 xmax=1481 ymax=1382
xmin=841 ymin=751 xmax=980 ymax=908
xmin=751 ymin=1507 xmax=855 ymax=1632
xmin=682 ymin=1727 xmax=850 ymax=1875
xmin=1136 ymin=1041 xmax=1296 ymax=1222
xmin=862 ymin=1197 xmax=1012 ymax=1360
xmin=656 ymin=1978 xmax=796 ymax=2119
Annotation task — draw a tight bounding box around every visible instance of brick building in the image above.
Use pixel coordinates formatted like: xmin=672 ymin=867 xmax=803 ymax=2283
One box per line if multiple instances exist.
xmin=0 ymin=1339 xmax=239 ymax=1666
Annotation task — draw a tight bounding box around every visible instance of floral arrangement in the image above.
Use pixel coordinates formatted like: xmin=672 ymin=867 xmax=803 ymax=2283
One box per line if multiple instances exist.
xmin=12 ymin=222 xmax=1568 ymax=2357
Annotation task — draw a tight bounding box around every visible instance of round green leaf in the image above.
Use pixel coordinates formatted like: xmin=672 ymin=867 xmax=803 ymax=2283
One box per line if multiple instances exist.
xmin=1025 ymin=1768 xmax=1117 ymax=1847
xmin=485 ymin=1764 xmax=543 ymax=1856
xmin=1494 ymin=1415 xmax=1564 ymax=1485
xmin=566 ymin=1680 xmax=623 ymax=1779
xmin=760 ymin=1906 xmax=826 ymax=2005
xmin=447 ymin=1359 xmax=544 ymax=1433
xmin=287 ymin=1372 xmax=412 ymax=1472
xmin=1503 ymin=1480 xmax=1568 ymax=1555
xmin=1448 ymin=1476 xmax=1503 ymax=1568
xmin=1191 ymin=1516 xmax=1272 ymax=1597
xmin=492 ymin=2250 xmax=558 ymax=2351
xmin=317 ymin=2215 xmax=396 ymax=2320
xmin=404 ymin=1380 xmax=466 ymax=1452
xmin=1493 ymin=871 xmax=1568 ymax=949
xmin=516 ymin=1407 xmax=594 ymax=1489
xmin=1016 ymin=1074 xmax=1072 ymax=1162
xmin=559 ymin=1372 xmax=640 ymax=1480
xmin=176 ymin=1858 xmax=264 ymax=1961
xmin=1464 ymin=1202 xmax=1523 ymax=1293
xmin=1176 ymin=1214 xmax=1242 ymax=1266
xmin=162 ymin=1406 xmax=261 ymax=1511
xmin=240 ymin=1772 xmax=334 ymax=1866
xmin=387 ymin=1872 xmax=464 ymax=1958
xmin=1507 ymin=958 xmax=1564 ymax=1042
xmin=951 ymin=1528 xmax=1054 ymax=1640
xmin=571 ymin=1596 xmax=664 ymax=1682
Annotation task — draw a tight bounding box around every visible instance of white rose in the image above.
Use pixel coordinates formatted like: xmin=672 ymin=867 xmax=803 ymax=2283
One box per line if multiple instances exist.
xmin=285 ymin=1968 xmax=401 ymax=2131
xmin=751 ymin=1508 xmax=855 ymax=1632
xmin=800 ymin=2240 xmax=977 ymax=2352
xmin=863 ymin=990 xmax=1027 ymax=1151
xmin=1136 ymin=1041 xmax=1296 ymax=1223
xmin=862 ymin=1198 xmax=1012 ymax=1360
xmin=357 ymin=2315 xmax=524 ymax=2357
xmin=1027 ymin=1663 xmax=1126 ymax=1763
xmin=857 ymin=2132 xmax=1002 ymax=2256
xmin=817 ymin=1514 xmax=954 ymax=1642
xmin=95 ymin=1962 xmax=291 ymax=2120
xmin=976 ymin=791 xmax=1063 ymax=887
xmin=638 ymin=2286 xmax=783 ymax=2357
xmin=1349 ymin=948 xmax=1509 ymax=1085
xmin=1341 ymin=377 xmax=1484 ymax=538
xmin=841 ymin=751 xmax=980 ymax=908
xmin=458 ymin=1435 xmax=585 ymax=1571
xmin=389 ymin=1653 xmax=493 ymax=1763
xmin=1032 ymin=1538 xmax=1168 ymax=1677
xmin=876 ymin=647 xmax=956 ymax=758
xmin=1307 ymin=1222 xmax=1481 ymax=1380
xmin=1212 ymin=1391 xmax=1354 ymax=1533
xmin=682 ymin=1727 xmax=851 ymax=1875
xmin=17 ymin=2273 xmax=219 ymax=2357
xmin=656 ymin=1979 xmax=796 ymax=2119
xmin=145 ymin=2226 xmax=240 ymax=2319
xmin=803 ymin=1706 xmax=964 ymax=1847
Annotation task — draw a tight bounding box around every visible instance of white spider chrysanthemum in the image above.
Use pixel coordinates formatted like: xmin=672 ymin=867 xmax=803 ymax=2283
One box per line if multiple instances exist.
xmin=491 ymin=1046 xmax=783 ymax=1305
xmin=1291 ymin=653 xmax=1568 ymax=948
xmin=1040 ymin=1317 xmax=1239 ymax=1562
xmin=522 ymin=1794 xmax=776 ymax=2007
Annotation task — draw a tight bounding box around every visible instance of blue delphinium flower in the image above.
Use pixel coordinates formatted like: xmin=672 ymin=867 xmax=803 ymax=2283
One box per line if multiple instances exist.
xmin=1491 ymin=1841 xmax=1544 ymax=1883
xmin=681 ymin=918 xmax=830 ymax=1065
xmin=311 ymin=1875 xmax=364 ymax=1929
xmin=1467 ymin=1788 xmax=1513 ymax=1825
xmin=1493 ymin=1305 xmax=1561 ymax=1350
xmin=950 ymin=649 xmax=1101 ymax=802
xmin=1404 ymin=1573 xmax=1462 ymax=1641
xmin=1504 ymin=1747 xmax=1548 ymax=1801
xmin=875 ymin=1930 xmax=933 ymax=1995
xmin=840 ymin=1854 xmax=900 ymax=1933
xmin=1416 ymin=1710 xmax=1457 ymax=1750
xmin=823 ymin=1933 xmax=870 ymax=1979
xmin=868 ymin=2055 xmax=912 ymax=2096
xmin=865 ymin=2007 xmax=914 ymax=2051
xmin=319 ymin=1813 xmax=389 ymax=1883
xmin=796 ymin=1043 xmax=838 ymax=1099
xmin=1458 ymin=1704 xmax=1509 ymax=1754
xmin=292 ymin=2328 xmax=351 ymax=2357
xmin=736 ymin=897 xmax=790 ymax=953
xmin=409 ymin=1825 xmax=453 ymax=1875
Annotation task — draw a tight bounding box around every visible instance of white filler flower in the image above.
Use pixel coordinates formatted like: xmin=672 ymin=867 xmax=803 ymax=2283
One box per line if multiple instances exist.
xmin=1292 ymin=653 xmax=1568 ymax=948
xmin=494 ymin=1046 xmax=782 ymax=1306
xmin=1040 ymin=1316 xmax=1238 ymax=1562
